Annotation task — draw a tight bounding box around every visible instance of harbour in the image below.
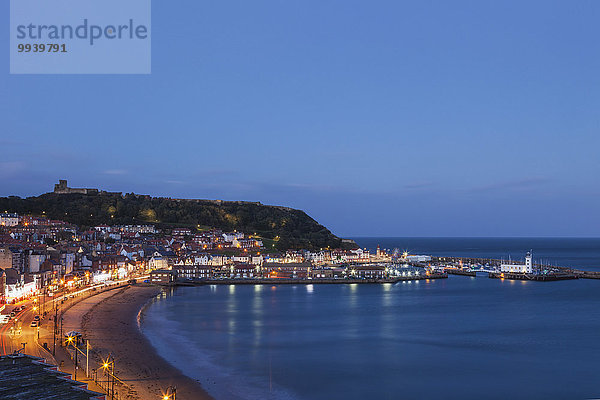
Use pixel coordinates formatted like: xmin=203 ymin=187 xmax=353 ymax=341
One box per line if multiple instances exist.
xmin=143 ymin=266 xmax=600 ymax=400
xmin=175 ymin=273 xmax=449 ymax=286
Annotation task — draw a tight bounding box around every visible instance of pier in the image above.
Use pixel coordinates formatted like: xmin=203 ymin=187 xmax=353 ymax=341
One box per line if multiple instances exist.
xmin=424 ymin=256 xmax=594 ymax=281
xmin=573 ymin=270 xmax=600 ymax=279
xmin=488 ymin=272 xmax=578 ymax=281
xmin=443 ymin=268 xmax=476 ymax=277
xmin=174 ymin=273 xmax=449 ymax=286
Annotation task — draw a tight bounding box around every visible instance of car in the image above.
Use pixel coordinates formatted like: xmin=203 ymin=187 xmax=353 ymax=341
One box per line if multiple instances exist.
xmin=9 ymin=311 xmax=15 ymax=317
xmin=20 ymin=305 xmax=26 ymax=310
xmin=30 ymin=321 xmax=38 ymax=327
xmin=34 ymin=315 xmax=40 ymax=321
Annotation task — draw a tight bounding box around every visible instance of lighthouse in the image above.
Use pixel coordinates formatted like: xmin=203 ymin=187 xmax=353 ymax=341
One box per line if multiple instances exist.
xmin=500 ymin=251 xmax=534 ymax=274
xmin=525 ymin=251 xmax=533 ymax=274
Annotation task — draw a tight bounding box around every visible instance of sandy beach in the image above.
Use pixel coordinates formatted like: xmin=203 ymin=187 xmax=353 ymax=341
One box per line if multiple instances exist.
xmin=63 ymin=285 xmax=213 ymax=400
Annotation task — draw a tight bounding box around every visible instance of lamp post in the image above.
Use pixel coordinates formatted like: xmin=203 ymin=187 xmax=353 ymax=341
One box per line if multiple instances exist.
xmin=86 ymin=339 xmax=89 ymax=378
xmin=66 ymin=334 xmax=78 ymax=380
xmin=52 ymin=303 xmax=57 ymax=356
xmin=101 ymin=355 xmax=117 ymax=400
xmin=101 ymin=359 xmax=110 ymax=396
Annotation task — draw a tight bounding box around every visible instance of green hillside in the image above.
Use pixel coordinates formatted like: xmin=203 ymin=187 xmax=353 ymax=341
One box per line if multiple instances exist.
xmin=0 ymin=193 xmax=347 ymax=250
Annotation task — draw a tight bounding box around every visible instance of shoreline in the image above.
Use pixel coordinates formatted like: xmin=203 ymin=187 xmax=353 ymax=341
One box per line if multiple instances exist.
xmin=66 ymin=284 xmax=213 ymax=400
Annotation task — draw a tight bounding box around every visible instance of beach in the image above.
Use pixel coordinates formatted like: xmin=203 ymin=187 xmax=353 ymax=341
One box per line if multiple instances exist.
xmin=63 ymin=285 xmax=213 ymax=400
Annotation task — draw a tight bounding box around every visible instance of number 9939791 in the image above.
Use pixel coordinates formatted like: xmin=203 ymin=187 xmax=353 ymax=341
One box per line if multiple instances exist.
xmin=17 ymin=43 xmax=67 ymax=53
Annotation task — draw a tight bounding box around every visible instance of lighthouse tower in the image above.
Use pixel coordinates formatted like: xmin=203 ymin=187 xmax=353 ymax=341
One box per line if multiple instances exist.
xmin=525 ymin=251 xmax=533 ymax=274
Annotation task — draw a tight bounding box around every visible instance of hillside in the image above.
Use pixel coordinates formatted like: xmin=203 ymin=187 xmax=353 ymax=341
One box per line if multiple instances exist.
xmin=0 ymin=192 xmax=347 ymax=250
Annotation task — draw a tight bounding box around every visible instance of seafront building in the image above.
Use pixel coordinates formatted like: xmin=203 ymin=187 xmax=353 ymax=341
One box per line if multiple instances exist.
xmin=0 ymin=210 xmax=401 ymax=303
xmin=500 ymin=251 xmax=533 ymax=274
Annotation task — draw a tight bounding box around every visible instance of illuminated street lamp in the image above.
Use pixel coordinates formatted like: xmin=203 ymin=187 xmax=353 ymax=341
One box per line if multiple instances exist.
xmin=101 ymin=356 xmax=120 ymax=400
xmin=162 ymin=386 xmax=177 ymax=400
xmin=65 ymin=332 xmax=84 ymax=380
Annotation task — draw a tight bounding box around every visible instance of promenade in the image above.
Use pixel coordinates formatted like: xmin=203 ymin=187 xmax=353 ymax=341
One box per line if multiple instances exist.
xmin=0 ymin=280 xmax=141 ymax=398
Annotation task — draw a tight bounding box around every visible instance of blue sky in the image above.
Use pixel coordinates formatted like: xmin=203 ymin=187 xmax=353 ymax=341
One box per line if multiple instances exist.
xmin=1 ymin=1 xmax=599 ymax=237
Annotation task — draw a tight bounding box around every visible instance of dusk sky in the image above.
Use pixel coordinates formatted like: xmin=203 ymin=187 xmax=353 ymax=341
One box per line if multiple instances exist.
xmin=1 ymin=1 xmax=599 ymax=237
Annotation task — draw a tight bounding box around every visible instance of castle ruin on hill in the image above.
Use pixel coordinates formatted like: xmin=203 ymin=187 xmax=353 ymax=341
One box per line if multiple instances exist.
xmin=53 ymin=180 xmax=121 ymax=196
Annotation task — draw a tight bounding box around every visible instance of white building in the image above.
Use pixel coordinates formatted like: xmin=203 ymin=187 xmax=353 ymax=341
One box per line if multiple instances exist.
xmin=119 ymin=225 xmax=156 ymax=234
xmin=6 ymin=279 xmax=37 ymax=302
xmin=28 ymin=253 xmax=46 ymax=273
xmin=406 ymin=255 xmax=432 ymax=263
xmin=223 ymin=232 xmax=244 ymax=242
xmin=61 ymin=252 xmax=76 ymax=275
xmin=251 ymin=254 xmax=264 ymax=266
xmin=193 ymin=254 xmax=211 ymax=266
xmin=501 ymin=252 xmax=533 ymax=274
xmin=0 ymin=213 xmax=19 ymax=227
xmin=149 ymin=256 xmax=169 ymax=270
xmin=92 ymin=270 xmax=112 ymax=284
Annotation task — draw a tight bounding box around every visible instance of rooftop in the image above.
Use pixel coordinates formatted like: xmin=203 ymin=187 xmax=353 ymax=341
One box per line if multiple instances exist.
xmin=0 ymin=353 xmax=105 ymax=400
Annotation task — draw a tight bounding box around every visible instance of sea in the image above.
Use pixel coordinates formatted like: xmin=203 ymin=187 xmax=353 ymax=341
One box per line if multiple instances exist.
xmin=141 ymin=238 xmax=600 ymax=400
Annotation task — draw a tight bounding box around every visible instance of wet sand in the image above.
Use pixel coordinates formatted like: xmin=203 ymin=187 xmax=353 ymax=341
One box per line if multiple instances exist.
xmin=71 ymin=285 xmax=213 ymax=400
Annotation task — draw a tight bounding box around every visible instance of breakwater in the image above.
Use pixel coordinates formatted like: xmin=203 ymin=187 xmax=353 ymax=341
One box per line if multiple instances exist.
xmin=174 ymin=273 xmax=448 ymax=286
xmin=428 ymin=256 xmax=600 ymax=280
xmin=488 ymin=272 xmax=578 ymax=281
xmin=443 ymin=268 xmax=476 ymax=277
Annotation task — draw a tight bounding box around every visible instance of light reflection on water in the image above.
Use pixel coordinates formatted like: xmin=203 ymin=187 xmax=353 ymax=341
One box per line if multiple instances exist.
xmin=143 ymin=277 xmax=600 ymax=400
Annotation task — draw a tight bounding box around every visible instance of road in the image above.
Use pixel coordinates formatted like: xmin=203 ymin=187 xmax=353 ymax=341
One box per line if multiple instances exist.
xmin=0 ymin=275 xmax=149 ymax=362
xmin=0 ymin=288 xmax=90 ymax=359
xmin=0 ymin=298 xmax=48 ymax=358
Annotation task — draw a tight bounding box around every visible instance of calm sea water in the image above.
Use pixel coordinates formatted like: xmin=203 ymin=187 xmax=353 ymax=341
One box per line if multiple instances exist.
xmin=142 ymin=238 xmax=600 ymax=400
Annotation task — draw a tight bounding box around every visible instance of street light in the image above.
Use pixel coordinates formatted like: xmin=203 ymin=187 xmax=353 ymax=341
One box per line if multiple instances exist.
xmin=101 ymin=356 xmax=119 ymax=400
xmin=162 ymin=386 xmax=177 ymax=400
xmin=65 ymin=335 xmax=79 ymax=380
